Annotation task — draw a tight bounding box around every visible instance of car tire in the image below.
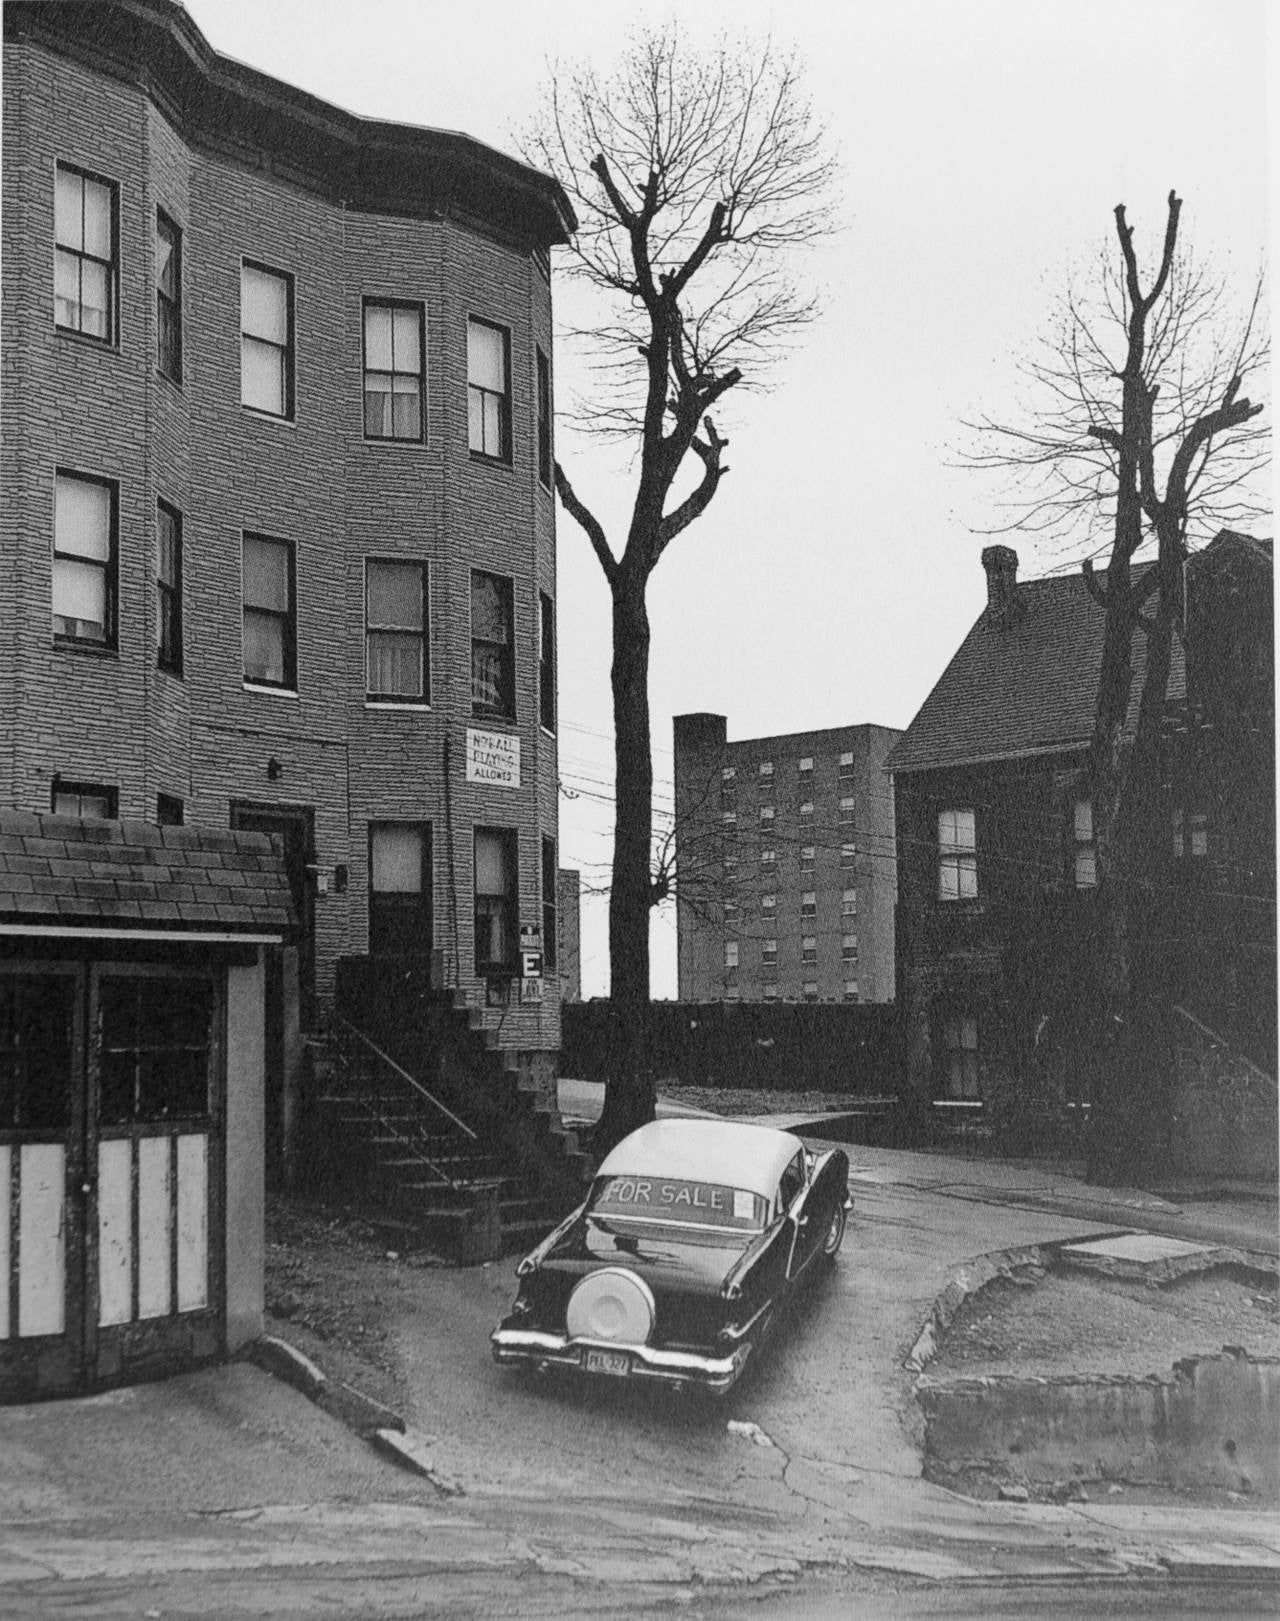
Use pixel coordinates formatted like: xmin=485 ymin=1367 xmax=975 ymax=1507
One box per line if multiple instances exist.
xmin=821 ymin=1203 xmax=846 ymax=1260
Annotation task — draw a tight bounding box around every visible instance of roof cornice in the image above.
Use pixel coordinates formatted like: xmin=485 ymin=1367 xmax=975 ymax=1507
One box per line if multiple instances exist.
xmin=5 ymin=0 xmax=577 ymax=247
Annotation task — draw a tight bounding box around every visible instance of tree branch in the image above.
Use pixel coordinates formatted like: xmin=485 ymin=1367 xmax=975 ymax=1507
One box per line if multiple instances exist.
xmin=653 ymin=416 xmax=729 ymax=563
xmin=554 ymin=460 xmax=618 ymax=586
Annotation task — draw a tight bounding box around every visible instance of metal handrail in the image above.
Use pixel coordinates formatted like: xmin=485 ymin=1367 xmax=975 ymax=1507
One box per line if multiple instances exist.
xmin=332 ymin=1013 xmax=478 ymax=1141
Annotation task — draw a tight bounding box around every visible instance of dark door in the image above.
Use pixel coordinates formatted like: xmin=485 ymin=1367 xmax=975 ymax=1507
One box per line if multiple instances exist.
xmin=368 ymin=821 xmax=433 ymax=961
xmin=230 ymin=804 xmax=314 ymax=1186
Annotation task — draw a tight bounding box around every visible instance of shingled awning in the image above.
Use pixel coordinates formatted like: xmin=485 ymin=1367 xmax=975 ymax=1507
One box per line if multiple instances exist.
xmin=0 ymin=812 xmax=295 ymax=941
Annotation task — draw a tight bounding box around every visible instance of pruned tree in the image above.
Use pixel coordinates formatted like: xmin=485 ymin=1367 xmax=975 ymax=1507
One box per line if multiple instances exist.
xmin=525 ymin=29 xmax=837 ymax=1150
xmin=968 ymin=192 xmax=1268 ymax=1178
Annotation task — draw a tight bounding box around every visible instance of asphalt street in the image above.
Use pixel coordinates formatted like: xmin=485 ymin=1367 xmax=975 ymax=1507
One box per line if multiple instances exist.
xmin=1 ymin=1127 xmax=1276 ymax=1617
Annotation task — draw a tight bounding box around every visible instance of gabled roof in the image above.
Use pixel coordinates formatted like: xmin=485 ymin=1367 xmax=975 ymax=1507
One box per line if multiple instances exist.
xmin=0 ymin=813 xmax=294 ymax=936
xmin=886 ymin=561 xmax=1185 ymax=776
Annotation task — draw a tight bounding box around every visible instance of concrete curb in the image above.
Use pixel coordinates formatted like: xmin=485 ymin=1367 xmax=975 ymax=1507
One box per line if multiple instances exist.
xmin=903 ymin=1243 xmax=1054 ymax=1375
xmin=244 ymin=1335 xmax=407 ymax=1441
xmin=372 ymin=1427 xmax=465 ymax=1495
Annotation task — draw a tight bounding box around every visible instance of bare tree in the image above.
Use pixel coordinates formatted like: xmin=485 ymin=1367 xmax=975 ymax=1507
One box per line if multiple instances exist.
xmin=969 ymin=192 xmax=1268 ymax=1178
xmin=526 ymin=29 xmax=837 ymax=1149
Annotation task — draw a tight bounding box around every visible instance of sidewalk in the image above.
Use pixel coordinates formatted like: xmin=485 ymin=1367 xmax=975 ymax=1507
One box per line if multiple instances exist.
xmin=559 ymin=1077 xmax=1279 ymax=1257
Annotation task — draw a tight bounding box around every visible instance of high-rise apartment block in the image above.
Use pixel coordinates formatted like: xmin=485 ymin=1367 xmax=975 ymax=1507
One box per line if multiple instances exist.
xmin=673 ymin=715 xmax=901 ymax=1004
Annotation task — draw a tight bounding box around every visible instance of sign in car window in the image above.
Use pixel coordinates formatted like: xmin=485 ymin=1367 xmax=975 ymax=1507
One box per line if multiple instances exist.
xmin=593 ymin=1176 xmax=766 ymax=1229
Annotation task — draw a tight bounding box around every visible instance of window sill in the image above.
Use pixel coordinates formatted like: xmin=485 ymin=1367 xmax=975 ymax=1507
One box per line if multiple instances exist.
xmin=157 ymin=662 xmax=184 ymax=682
xmin=471 ymin=710 xmax=517 ymax=726
xmin=365 ymin=700 xmax=430 ymax=712
xmin=156 ymin=367 xmax=184 ymax=392
xmin=56 ymin=326 xmax=119 ymax=353
xmin=362 ymin=435 xmax=427 ymax=449
xmin=468 ymin=450 xmax=512 ymax=469
xmin=240 ymin=405 xmax=297 ymax=429
xmin=243 ymin=682 xmax=299 ymax=699
xmin=54 ymin=638 xmax=117 ymax=658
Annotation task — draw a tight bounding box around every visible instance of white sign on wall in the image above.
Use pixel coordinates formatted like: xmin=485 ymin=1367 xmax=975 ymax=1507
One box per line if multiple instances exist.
xmin=466 ymin=728 xmax=521 ymax=788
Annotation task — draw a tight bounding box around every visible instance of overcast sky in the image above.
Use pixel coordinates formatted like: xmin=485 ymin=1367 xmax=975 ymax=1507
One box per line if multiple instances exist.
xmin=182 ymin=0 xmax=1273 ymax=998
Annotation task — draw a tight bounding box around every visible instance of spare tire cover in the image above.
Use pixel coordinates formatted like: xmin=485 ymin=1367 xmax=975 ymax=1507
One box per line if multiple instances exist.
xmin=566 ymin=1267 xmax=655 ymax=1344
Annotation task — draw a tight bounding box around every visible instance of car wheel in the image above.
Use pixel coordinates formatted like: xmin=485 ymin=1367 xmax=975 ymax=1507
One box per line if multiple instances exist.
xmin=821 ymin=1203 xmax=846 ymax=1259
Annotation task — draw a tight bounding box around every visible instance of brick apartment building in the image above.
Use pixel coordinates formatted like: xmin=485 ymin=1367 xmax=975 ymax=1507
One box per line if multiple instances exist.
xmin=1 ymin=0 xmax=575 ymax=1172
xmin=673 ymin=714 xmax=901 ymax=1004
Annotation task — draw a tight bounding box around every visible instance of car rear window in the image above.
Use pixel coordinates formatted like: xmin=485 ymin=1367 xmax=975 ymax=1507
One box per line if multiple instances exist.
xmin=591 ymin=1175 xmax=767 ymax=1230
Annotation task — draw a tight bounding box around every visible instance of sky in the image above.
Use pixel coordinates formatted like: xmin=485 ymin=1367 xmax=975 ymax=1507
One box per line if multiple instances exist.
xmin=181 ymin=0 xmax=1273 ymax=998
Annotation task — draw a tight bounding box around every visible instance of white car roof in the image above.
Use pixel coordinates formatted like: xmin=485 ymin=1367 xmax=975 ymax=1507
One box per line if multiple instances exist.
xmin=596 ymin=1118 xmax=802 ymax=1201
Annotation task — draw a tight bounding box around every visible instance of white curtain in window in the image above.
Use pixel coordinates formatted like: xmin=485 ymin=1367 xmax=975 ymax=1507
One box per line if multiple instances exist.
xmin=475 ymin=831 xmax=511 ymax=897
xmin=241 ymin=266 xmax=287 ymax=342
xmin=56 ymin=477 xmax=110 ymax=560
xmin=467 ymin=321 xmax=504 ymax=389
xmin=243 ymin=538 xmax=288 ymax=610
xmin=372 ymin=827 xmax=422 ymax=894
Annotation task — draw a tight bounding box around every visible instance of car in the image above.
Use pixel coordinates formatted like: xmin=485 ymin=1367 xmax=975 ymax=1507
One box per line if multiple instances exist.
xmin=491 ymin=1117 xmax=851 ymax=1396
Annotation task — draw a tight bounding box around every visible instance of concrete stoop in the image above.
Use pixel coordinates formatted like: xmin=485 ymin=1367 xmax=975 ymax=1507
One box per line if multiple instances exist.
xmin=908 ymin=1235 xmax=1280 ymax=1506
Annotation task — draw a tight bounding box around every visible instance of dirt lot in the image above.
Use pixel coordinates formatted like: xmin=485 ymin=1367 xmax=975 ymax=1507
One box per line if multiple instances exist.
xmin=661 ymin=1086 xmax=868 ymax=1117
xmin=929 ymin=1266 xmax=1280 ymax=1381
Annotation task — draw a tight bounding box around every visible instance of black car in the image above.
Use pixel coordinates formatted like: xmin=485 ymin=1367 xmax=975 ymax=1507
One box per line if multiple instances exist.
xmin=491 ymin=1117 xmax=851 ymax=1395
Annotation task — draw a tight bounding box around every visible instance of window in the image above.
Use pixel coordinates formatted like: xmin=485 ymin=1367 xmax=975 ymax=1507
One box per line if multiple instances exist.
xmin=843 ymin=981 xmax=859 ymax=1003
xmin=0 ymin=975 xmax=75 ymax=1132
xmin=724 ymin=941 xmax=738 ymax=970
xmin=536 ymin=347 xmax=552 ymax=488
xmin=842 ymin=933 xmax=858 ymax=961
xmin=369 ymin=824 xmax=433 ymax=958
xmin=801 ymin=936 xmax=817 ymax=964
xmin=242 ymin=534 xmax=295 ymax=689
xmin=799 ymin=800 xmax=814 ymax=818
xmin=155 ymin=209 xmax=181 ymax=380
xmin=800 ymin=846 xmax=815 ymax=873
xmin=470 ymin=570 xmax=514 ymax=717
xmin=724 ymin=853 xmax=739 ymax=874
xmin=779 ymin=1151 xmax=805 ymax=1213
xmin=1172 ymin=806 xmax=1209 ymax=859
xmin=51 ymin=779 xmax=116 ymax=818
xmin=474 ymin=827 xmax=517 ymax=974
xmin=542 ymin=836 xmax=557 ymax=971
xmin=724 ymin=899 xmax=738 ymax=921
xmin=539 ymin=592 xmax=556 ymax=732
xmin=156 ymin=793 xmax=184 ymax=826
xmin=761 ymin=893 xmax=776 ymax=914
xmin=938 ymin=809 xmax=977 ymax=900
xmin=941 ymin=1013 xmax=980 ymax=1100
xmin=55 ymin=163 xmax=116 ymax=342
xmin=54 ymin=471 xmax=116 ymax=647
xmin=763 ymin=983 xmax=779 ymax=1003
xmin=761 ymin=847 xmax=777 ymax=867
xmin=363 ymin=300 xmax=424 ymax=441
xmin=468 ymin=317 xmax=511 ymax=460
xmin=366 ymin=560 xmax=427 ymax=702
xmin=798 ymin=757 xmax=813 ymax=775
xmin=240 ymin=261 xmax=293 ymax=418
xmin=802 ymin=982 xmax=819 ymax=1002
xmin=840 ymin=842 xmax=857 ymax=868
xmin=156 ymin=500 xmax=182 ymax=674
xmin=722 ymin=809 xmax=738 ymax=826
xmin=1073 ymin=799 xmax=1097 ymax=889
xmin=758 ymin=761 xmax=774 ymax=777
xmin=759 ymin=805 xmax=774 ymax=824
xmin=838 ymin=751 xmax=855 ymax=779
xmin=721 ymin=766 xmax=737 ymax=782
xmin=725 ymin=985 xmax=741 ymax=1003
xmin=721 ymin=779 xmax=737 ymax=808
xmin=801 ymin=891 xmax=817 ymax=917
xmin=842 ymin=888 xmax=857 ymax=916
xmin=99 ymin=975 xmax=214 ymax=1123
xmin=840 ymin=795 xmax=856 ymax=824
xmin=762 ymin=939 xmax=778 ymax=966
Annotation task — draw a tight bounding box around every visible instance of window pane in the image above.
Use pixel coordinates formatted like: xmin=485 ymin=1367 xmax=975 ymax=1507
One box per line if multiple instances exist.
xmin=55 ymin=168 xmax=81 ymax=247
xmin=471 ymin=646 xmax=505 ymax=708
xmin=939 ymin=862 xmax=959 ymax=902
xmin=242 ymin=265 xmax=287 ymax=343
xmin=56 ymin=476 xmax=111 ymax=560
xmin=471 ymin=573 xmax=509 ymax=642
xmin=372 ymin=826 xmax=422 ymax=893
xmin=1074 ymin=800 xmax=1093 ymax=842
xmin=82 ymin=177 xmax=112 ymax=259
xmin=475 ymin=831 xmax=511 ymax=896
xmin=157 ymin=506 xmax=178 ymax=584
xmin=55 ymin=250 xmax=80 ymax=327
xmin=156 ymin=221 xmax=178 ymax=298
xmin=242 ymin=336 xmax=284 ymax=414
xmin=52 ymin=557 xmax=106 ymax=636
xmin=244 ymin=611 xmax=285 ymax=685
xmin=244 ymin=537 xmax=288 ymax=610
xmin=1075 ymin=850 xmax=1097 ymax=887
xmin=393 ymin=306 xmax=421 ymax=369
xmin=468 ymin=320 xmax=505 ymax=389
xmin=79 ymin=260 xmax=110 ymax=339
xmin=368 ymin=562 xmax=422 ymax=628
xmin=368 ymin=632 xmax=422 ymax=697
xmin=481 ymin=391 xmax=501 ymax=454
xmin=957 ymin=859 xmax=978 ymax=899
xmin=467 ymin=387 xmax=485 ymax=452
xmin=391 ymin=376 xmax=421 ymax=438
xmin=365 ymin=380 xmax=392 ymax=437
xmin=365 ymin=304 xmax=393 ymax=370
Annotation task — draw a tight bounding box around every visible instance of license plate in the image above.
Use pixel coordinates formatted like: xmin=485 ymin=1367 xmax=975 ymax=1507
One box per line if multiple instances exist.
xmin=584 ymin=1348 xmax=630 ymax=1378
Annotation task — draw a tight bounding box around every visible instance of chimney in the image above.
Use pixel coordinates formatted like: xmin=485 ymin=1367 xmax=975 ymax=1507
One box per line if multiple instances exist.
xmin=981 ymin=546 xmax=1019 ymax=626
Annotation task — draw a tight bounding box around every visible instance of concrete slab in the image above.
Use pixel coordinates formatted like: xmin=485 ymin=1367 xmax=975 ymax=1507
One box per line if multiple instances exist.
xmin=1063 ymin=1234 xmax=1216 ymax=1264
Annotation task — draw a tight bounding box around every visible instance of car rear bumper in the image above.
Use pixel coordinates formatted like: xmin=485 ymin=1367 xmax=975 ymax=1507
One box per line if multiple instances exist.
xmin=490 ymin=1325 xmax=751 ymax=1394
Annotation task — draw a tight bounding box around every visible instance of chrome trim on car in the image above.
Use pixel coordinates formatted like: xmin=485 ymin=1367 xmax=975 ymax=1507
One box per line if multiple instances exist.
xmin=490 ymin=1327 xmax=752 ymax=1394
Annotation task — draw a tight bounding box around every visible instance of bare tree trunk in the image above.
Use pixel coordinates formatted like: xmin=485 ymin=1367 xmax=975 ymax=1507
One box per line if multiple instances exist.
xmin=594 ymin=571 xmax=656 ymax=1150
